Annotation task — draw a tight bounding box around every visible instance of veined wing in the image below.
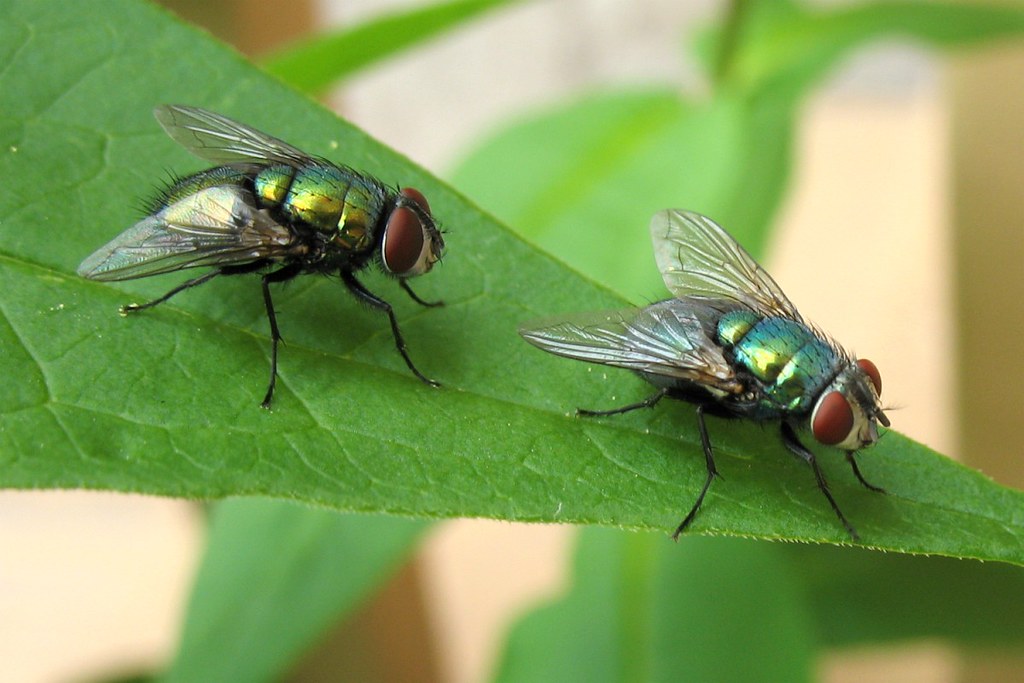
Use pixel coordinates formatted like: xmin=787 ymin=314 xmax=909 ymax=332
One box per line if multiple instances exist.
xmin=154 ymin=105 xmax=314 ymax=168
xmin=519 ymin=300 xmax=742 ymax=393
xmin=650 ymin=209 xmax=802 ymax=322
xmin=78 ymin=185 xmax=294 ymax=281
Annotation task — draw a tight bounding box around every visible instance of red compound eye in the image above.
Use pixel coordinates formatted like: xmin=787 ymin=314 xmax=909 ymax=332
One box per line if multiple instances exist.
xmin=382 ymin=208 xmax=425 ymax=275
xmin=857 ymin=358 xmax=882 ymax=395
xmin=812 ymin=392 xmax=855 ymax=446
xmin=399 ymin=187 xmax=430 ymax=214
xmin=382 ymin=188 xmax=433 ymax=276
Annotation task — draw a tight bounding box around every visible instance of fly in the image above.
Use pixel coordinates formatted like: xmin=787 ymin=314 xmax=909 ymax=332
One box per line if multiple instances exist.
xmin=519 ymin=210 xmax=889 ymax=540
xmin=78 ymin=105 xmax=445 ymax=408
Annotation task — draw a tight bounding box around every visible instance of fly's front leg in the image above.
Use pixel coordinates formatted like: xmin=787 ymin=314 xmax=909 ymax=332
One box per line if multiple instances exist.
xmin=259 ymin=263 xmax=303 ymax=409
xmin=399 ymin=279 xmax=443 ymax=308
xmin=845 ymin=452 xmax=886 ymax=493
xmin=341 ymin=270 xmax=439 ymax=387
xmin=781 ymin=422 xmax=859 ymax=540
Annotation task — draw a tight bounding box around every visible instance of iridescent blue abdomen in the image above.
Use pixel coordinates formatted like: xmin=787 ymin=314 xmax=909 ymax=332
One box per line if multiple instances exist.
xmin=717 ymin=310 xmax=838 ymax=416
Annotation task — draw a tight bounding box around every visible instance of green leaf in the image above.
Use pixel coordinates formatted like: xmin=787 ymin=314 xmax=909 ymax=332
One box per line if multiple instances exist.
xmin=493 ymin=530 xmax=814 ymax=683
xmin=722 ymin=0 xmax=1024 ymax=96
xmin=262 ymin=0 xmax=525 ymax=94
xmin=1 ymin=0 xmax=1023 ymax=565
xmin=791 ymin=544 xmax=1024 ymax=648
xmin=161 ymin=500 xmax=425 ymax=683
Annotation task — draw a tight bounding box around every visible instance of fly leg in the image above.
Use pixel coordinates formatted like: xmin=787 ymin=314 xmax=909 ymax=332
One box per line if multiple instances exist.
xmin=577 ymin=387 xmax=669 ymax=417
xmin=399 ymin=279 xmax=443 ymax=308
xmin=120 ymin=270 xmax=222 ymax=314
xmin=576 ymin=391 xmax=720 ymax=539
xmin=673 ymin=404 xmax=720 ymax=540
xmin=341 ymin=270 xmax=439 ymax=387
xmin=843 ymin=456 xmax=884 ymax=493
xmin=259 ymin=263 xmax=303 ymax=409
xmin=845 ymin=453 xmax=886 ymax=494
xmin=781 ymin=422 xmax=859 ymax=540
xmin=120 ymin=261 xmax=269 ymax=314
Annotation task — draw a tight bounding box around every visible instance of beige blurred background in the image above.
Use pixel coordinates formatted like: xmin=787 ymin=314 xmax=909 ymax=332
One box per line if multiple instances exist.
xmin=2 ymin=1 xmax=1021 ymax=682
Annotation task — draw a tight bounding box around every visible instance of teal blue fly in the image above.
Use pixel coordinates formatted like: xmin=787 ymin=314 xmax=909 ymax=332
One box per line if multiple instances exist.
xmin=519 ymin=210 xmax=889 ymax=539
xmin=79 ymin=105 xmax=445 ymax=408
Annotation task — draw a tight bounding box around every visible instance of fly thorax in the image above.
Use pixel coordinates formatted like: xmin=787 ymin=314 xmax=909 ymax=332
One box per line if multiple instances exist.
xmin=719 ymin=313 xmax=837 ymax=414
xmin=280 ymin=166 xmax=349 ymax=234
xmin=332 ymin=204 xmax=374 ymax=252
xmin=810 ymin=359 xmax=888 ymax=450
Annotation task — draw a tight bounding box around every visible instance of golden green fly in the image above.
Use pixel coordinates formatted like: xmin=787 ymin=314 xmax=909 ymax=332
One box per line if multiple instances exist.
xmin=79 ymin=105 xmax=445 ymax=408
xmin=520 ymin=210 xmax=889 ymax=539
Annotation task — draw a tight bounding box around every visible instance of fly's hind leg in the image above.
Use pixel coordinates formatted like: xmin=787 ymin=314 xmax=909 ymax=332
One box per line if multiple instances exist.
xmin=120 ymin=261 xmax=269 ymax=315
xmin=577 ymin=387 xmax=670 ymax=417
xmin=115 ymin=259 xmax=297 ymax=409
xmin=120 ymin=270 xmax=222 ymax=315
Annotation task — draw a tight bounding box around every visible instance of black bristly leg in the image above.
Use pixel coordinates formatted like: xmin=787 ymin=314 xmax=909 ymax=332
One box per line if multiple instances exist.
xmin=120 ymin=270 xmax=222 ymax=314
xmin=258 ymin=263 xmax=303 ymax=409
xmin=399 ymin=279 xmax=443 ymax=308
xmin=845 ymin=453 xmax=886 ymax=493
xmin=115 ymin=259 xmax=295 ymax=408
xmin=120 ymin=261 xmax=272 ymax=315
xmin=576 ymin=391 xmax=720 ymax=540
xmin=577 ymin=389 xmax=720 ymax=540
xmin=673 ymin=404 xmax=720 ymax=540
xmin=341 ymin=270 xmax=439 ymax=387
xmin=576 ymin=387 xmax=670 ymax=417
xmin=781 ymin=422 xmax=859 ymax=541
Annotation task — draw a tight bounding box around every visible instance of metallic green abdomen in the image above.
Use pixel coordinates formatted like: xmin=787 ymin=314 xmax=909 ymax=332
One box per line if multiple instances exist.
xmin=254 ymin=164 xmax=386 ymax=252
xmin=156 ymin=166 xmax=251 ymax=210
xmin=717 ymin=311 xmax=837 ymax=414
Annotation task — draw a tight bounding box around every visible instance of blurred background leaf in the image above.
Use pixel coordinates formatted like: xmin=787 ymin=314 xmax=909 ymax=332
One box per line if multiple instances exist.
xmin=493 ymin=531 xmax=816 ymax=683
xmin=493 ymin=533 xmax=1024 ymax=683
xmin=262 ymin=0 xmax=524 ymax=95
xmin=162 ymin=502 xmax=427 ymax=683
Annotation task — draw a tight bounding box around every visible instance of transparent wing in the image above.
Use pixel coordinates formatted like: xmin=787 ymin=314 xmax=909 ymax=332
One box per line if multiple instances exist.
xmin=78 ymin=186 xmax=294 ymax=281
xmin=154 ymin=105 xmax=314 ymax=168
xmin=519 ymin=300 xmax=742 ymax=393
xmin=650 ymin=209 xmax=802 ymax=322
